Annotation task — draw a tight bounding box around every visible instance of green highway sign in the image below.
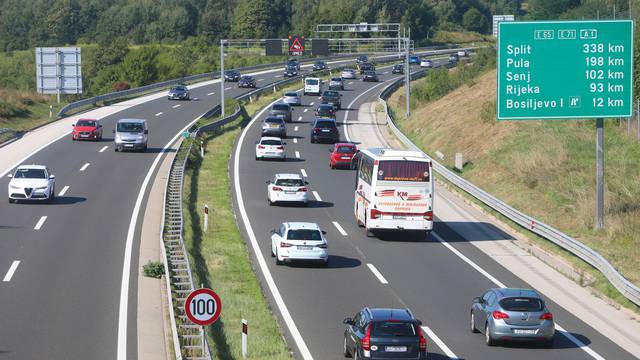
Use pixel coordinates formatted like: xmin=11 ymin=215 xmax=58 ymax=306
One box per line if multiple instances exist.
xmin=497 ymin=20 xmax=633 ymax=120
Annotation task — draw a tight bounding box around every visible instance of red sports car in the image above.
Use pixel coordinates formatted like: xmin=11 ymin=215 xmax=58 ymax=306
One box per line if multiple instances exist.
xmin=72 ymin=119 xmax=103 ymax=141
xmin=329 ymin=143 xmax=357 ymax=169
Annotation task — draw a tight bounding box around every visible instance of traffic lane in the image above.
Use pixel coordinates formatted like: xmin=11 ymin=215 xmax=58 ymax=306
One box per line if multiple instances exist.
xmin=238 ymin=96 xmax=452 ymax=360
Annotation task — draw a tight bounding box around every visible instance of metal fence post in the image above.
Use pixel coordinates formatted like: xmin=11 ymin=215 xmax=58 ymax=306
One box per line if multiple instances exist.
xmin=242 ymin=319 xmax=248 ymax=358
xmin=203 ymin=205 xmax=209 ymax=232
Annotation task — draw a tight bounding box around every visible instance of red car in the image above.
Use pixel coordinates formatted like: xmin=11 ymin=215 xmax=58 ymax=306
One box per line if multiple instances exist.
xmin=72 ymin=118 xmax=103 ymax=141
xmin=329 ymin=143 xmax=357 ymax=169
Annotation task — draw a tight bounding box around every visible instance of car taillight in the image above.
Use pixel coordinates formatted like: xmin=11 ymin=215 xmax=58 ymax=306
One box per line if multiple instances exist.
xmin=492 ymin=311 xmax=510 ymax=320
xmin=298 ymin=187 xmax=308 ymax=192
xmin=370 ymin=209 xmax=381 ymax=219
xmin=316 ymin=243 xmax=327 ymax=248
xmin=280 ymin=242 xmax=293 ymax=248
xmin=276 ymin=146 xmax=284 ymax=150
xmin=540 ymin=313 xmax=553 ymax=320
xmin=314 ymin=128 xmax=320 ymax=133
xmin=361 ymin=324 xmax=371 ymax=351
xmin=423 ymin=211 xmax=433 ymax=221
xmin=258 ymin=145 xmax=265 ymax=149
xmin=272 ymin=186 xmax=283 ymax=191
xmin=418 ymin=326 xmax=427 ymax=352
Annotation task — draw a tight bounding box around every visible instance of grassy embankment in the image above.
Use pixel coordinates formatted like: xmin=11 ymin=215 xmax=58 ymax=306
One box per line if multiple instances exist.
xmin=388 ymin=63 xmax=640 ymax=312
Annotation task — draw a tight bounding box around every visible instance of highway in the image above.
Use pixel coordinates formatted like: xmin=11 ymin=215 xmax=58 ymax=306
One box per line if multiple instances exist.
xmin=231 ymin=61 xmax=637 ymax=360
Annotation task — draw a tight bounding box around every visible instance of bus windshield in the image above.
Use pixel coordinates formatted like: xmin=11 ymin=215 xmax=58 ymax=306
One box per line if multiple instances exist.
xmin=377 ymin=160 xmax=430 ymax=182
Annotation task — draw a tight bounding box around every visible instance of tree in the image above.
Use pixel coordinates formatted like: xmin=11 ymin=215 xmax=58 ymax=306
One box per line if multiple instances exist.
xmin=121 ymin=47 xmax=159 ymax=86
xmin=463 ymin=8 xmax=489 ymax=33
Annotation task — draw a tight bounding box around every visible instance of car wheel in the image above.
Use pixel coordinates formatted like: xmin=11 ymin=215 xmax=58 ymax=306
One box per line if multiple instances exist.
xmin=275 ymin=250 xmax=283 ymax=265
xmin=470 ymin=312 xmax=479 ymax=333
xmin=364 ymin=216 xmax=374 ymax=237
xmin=343 ymin=336 xmax=351 ymax=358
xmin=543 ymin=336 xmax=554 ymax=348
xmin=271 ymin=245 xmax=276 ymax=257
xmin=268 ymin=197 xmax=273 ymax=206
xmin=8 ymin=198 xmax=14 ymax=204
xmin=485 ymin=323 xmax=495 ymax=346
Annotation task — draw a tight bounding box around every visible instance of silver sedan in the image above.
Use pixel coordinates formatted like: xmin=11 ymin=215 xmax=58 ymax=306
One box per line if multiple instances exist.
xmin=470 ymin=288 xmax=555 ymax=347
xmin=341 ymin=68 xmax=356 ymax=79
xmin=282 ymin=92 xmax=301 ymax=106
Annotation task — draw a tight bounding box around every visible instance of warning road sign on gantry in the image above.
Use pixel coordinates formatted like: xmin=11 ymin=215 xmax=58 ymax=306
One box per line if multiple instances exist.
xmin=288 ymin=35 xmax=305 ymax=56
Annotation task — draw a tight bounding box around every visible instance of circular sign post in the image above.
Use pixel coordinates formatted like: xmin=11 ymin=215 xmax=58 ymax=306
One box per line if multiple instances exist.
xmin=185 ymin=288 xmax=222 ymax=326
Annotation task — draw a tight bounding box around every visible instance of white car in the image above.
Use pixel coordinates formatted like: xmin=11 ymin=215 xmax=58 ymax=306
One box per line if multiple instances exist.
xmin=304 ymin=77 xmax=321 ymax=96
xmin=255 ymin=137 xmax=286 ymax=160
xmin=457 ymin=49 xmax=468 ymax=57
xmin=266 ymin=173 xmax=309 ymax=206
xmin=420 ymin=59 xmax=433 ymax=68
xmin=7 ymin=165 xmax=56 ymax=203
xmin=271 ymin=222 xmax=328 ymax=266
xmin=341 ymin=69 xmax=357 ymax=79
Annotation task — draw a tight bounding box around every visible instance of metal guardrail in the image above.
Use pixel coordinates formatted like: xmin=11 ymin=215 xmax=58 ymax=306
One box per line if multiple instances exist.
xmin=378 ymin=65 xmax=640 ymax=307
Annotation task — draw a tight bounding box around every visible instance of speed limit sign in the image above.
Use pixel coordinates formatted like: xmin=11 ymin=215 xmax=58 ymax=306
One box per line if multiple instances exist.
xmin=185 ymin=288 xmax=222 ymax=326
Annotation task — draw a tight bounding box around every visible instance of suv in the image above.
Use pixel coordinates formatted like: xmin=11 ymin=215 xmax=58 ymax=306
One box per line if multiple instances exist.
xmin=238 ymin=75 xmax=256 ymax=88
xmin=392 ymin=64 xmax=404 ymax=74
xmin=343 ymin=308 xmax=427 ymax=359
xmin=358 ymin=62 xmax=374 ymax=74
xmin=269 ymin=102 xmax=292 ymax=123
xmin=321 ymin=90 xmax=342 ymax=109
xmin=448 ymin=54 xmax=459 ymax=63
xmin=261 ymin=116 xmax=286 ymax=137
xmin=315 ymin=104 xmax=336 ymax=118
xmin=310 ymin=118 xmax=339 ymax=143
xmin=329 ymin=77 xmax=344 ymax=91
xmin=113 ymin=118 xmax=148 ymax=152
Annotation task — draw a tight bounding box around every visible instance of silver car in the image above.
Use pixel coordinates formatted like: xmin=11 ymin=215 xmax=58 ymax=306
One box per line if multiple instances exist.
xmin=328 ymin=77 xmax=344 ymax=91
xmin=261 ymin=116 xmax=286 ymax=137
xmin=470 ymin=288 xmax=555 ymax=347
xmin=113 ymin=119 xmax=148 ymax=152
xmin=282 ymin=92 xmax=301 ymax=106
xmin=341 ymin=68 xmax=356 ymax=79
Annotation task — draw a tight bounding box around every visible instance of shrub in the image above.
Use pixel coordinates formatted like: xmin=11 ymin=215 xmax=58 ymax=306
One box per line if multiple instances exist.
xmin=142 ymin=261 xmax=165 ymax=278
xmin=112 ymin=81 xmax=131 ymax=92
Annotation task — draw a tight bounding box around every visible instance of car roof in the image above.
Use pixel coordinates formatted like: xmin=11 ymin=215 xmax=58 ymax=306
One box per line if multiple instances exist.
xmin=260 ymin=136 xmax=283 ymax=141
xmin=367 ymin=308 xmax=415 ymax=321
xmin=118 ymin=118 xmax=146 ymax=124
xmin=284 ymin=222 xmax=321 ymax=230
xmin=16 ymin=164 xmax=47 ymax=170
xmin=274 ymin=173 xmax=303 ymax=180
xmin=493 ymin=288 xmax=541 ymax=299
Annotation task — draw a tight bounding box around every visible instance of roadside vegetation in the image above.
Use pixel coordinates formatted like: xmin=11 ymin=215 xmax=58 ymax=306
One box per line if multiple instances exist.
xmin=388 ymin=66 xmax=640 ymax=313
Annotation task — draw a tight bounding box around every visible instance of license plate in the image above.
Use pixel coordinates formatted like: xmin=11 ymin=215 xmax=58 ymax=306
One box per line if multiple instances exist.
xmin=341 ymin=156 xmax=351 ymax=160
xmin=80 ymin=134 xmax=89 ymax=138
xmin=270 ymin=125 xmax=278 ymax=128
xmin=393 ymin=215 xmax=406 ymax=219
xmin=297 ymin=246 xmax=312 ymax=250
xmin=125 ymin=144 xmax=133 ymax=147
xmin=385 ymin=346 xmax=407 ymax=352
xmin=514 ymin=329 xmax=537 ymax=335
xmin=322 ymin=129 xmax=330 ymax=132
xmin=284 ymin=191 xmax=295 ymax=194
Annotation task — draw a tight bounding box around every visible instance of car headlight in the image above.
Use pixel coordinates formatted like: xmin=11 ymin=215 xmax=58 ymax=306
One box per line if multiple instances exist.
xmin=137 ymin=135 xmax=144 ymax=140
xmin=9 ymin=184 xmax=21 ymax=190
xmin=35 ymin=186 xmax=49 ymax=191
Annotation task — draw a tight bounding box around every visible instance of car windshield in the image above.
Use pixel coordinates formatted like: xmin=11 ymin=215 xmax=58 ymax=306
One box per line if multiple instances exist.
xmin=336 ymin=146 xmax=355 ymax=153
xmin=372 ymin=321 xmax=416 ymax=337
xmin=226 ymin=70 xmax=238 ymax=75
xmin=76 ymin=120 xmax=96 ymax=127
xmin=499 ymin=297 xmax=544 ymax=312
xmin=331 ymin=78 xmax=341 ymax=82
xmin=272 ymin=104 xmax=289 ymax=111
xmin=287 ymin=229 xmax=322 ymax=240
xmin=318 ymin=105 xmax=333 ymax=112
xmin=315 ymin=121 xmax=336 ymax=129
xmin=261 ymin=139 xmax=282 ymax=146
xmin=377 ymin=160 xmax=430 ymax=182
xmin=315 ymin=62 xmax=324 ymax=66
xmin=284 ymin=92 xmax=298 ymax=97
xmin=306 ymin=79 xmax=319 ymax=85
xmin=275 ymin=178 xmax=304 ymax=187
xmin=14 ymin=168 xmax=46 ymax=179
xmin=344 ymin=69 xmax=354 ymax=73
xmin=323 ymin=91 xmax=338 ymax=97
xmin=117 ymin=122 xmax=144 ymax=133
xmin=171 ymin=86 xmax=186 ymax=91
xmin=364 ymin=71 xmax=375 ymax=75
xmin=265 ymin=118 xmax=284 ymax=124
xmin=241 ymin=76 xmax=252 ymax=81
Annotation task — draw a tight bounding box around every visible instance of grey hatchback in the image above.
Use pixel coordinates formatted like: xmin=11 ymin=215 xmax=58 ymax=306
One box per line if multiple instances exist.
xmin=470 ymin=288 xmax=555 ymax=347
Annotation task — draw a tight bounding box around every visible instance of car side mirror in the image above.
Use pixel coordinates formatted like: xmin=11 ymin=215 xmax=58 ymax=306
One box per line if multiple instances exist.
xmin=99 ymin=124 xmax=103 ymax=128
xmin=270 ymin=229 xmax=276 ymax=234
xmin=7 ymin=174 xmax=13 ymax=178
xmin=112 ymin=130 xmax=116 ymax=133
xmin=72 ymin=124 xmax=75 ymax=127
xmin=472 ymin=297 xmax=482 ymax=304
xmin=144 ymin=130 xmax=149 ymax=134
xmin=322 ymin=230 xmax=327 ymax=235
xmin=283 ymin=142 xmax=287 ymax=145
xmin=417 ymin=319 xmax=423 ymax=326
xmin=304 ymin=181 xmax=309 ymax=185
xmin=49 ymin=175 xmax=55 ymax=179
xmin=265 ymin=180 xmax=270 ymax=184
xmin=343 ymin=317 xmax=354 ymax=325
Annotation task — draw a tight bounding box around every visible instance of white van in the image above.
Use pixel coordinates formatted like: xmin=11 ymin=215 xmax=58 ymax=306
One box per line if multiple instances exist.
xmin=304 ymin=77 xmax=321 ymax=96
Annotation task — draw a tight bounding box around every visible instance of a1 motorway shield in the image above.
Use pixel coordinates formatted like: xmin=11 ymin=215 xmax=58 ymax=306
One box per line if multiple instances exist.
xmin=497 ymin=20 xmax=633 ymax=120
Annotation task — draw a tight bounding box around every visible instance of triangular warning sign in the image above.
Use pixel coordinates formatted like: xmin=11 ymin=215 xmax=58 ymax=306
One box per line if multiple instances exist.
xmin=289 ymin=37 xmax=304 ymax=52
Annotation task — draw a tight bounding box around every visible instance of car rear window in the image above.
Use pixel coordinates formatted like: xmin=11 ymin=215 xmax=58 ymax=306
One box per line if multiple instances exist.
xmin=306 ymin=79 xmax=319 ymax=85
xmin=275 ymin=178 xmax=304 ymax=187
xmin=287 ymin=229 xmax=322 ymax=240
xmin=315 ymin=121 xmax=336 ymax=129
xmin=331 ymin=78 xmax=342 ymax=82
xmin=499 ymin=297 xmax=544 ymax=312
xmin=372 ymin=321 xmax=416 ymax=337
xmin=261 ymin=139 xmax=282 ymax=146
xmin=265 ymin=118 xmax=284 ymax=124
xmin=284 ymin=92 xmax=298 ymax=97
xmin=318 ymin=105 xmax=333 ymax=111
xmin=272 ymin=104 xmax=289 ymax=111
xmin=337 ymin=146 xmax=355 ymax=153
xmin=323 ymin=91 xmax=338 ymax=97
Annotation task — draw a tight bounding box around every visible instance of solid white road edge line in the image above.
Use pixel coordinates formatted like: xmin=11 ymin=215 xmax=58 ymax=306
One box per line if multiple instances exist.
xmin=431 ymin=232 xmax=606 ymax=360
xmin=2 ymin=261 xmax=20 ymax=282
xmin=332 ymin=221 xmax=348 ymax=236
xmin=300 ymin=169 xmax=307 ymax=177
xmin=117 ymin=111 xmax=205 ymax=360
xmin=99 ymin=146 xmax=109 ymax=153
xmin=34 ymin=216 xmax=47 ymax=231
xmin=233 ymin=95 xmax=314 ymax=360
xmin=366 ymin=263 xmax=389 ymax=284
xmin=79 ymin=163 xmax=90 ymax=172
xmin=422 ymin=326 xmax=459 ymax=359
xmin=58 ymin=186 xmax=69 ymax=197
xmin=312 ymin=191 xmax=322 ymax=202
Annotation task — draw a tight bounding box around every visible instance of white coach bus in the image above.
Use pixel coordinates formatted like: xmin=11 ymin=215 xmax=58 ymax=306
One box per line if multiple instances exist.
xmin=354 ymin=148 xmax=434 ymax=237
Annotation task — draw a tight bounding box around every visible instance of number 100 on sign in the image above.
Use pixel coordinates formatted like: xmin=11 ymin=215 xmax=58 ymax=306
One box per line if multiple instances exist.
xmin=497 ymin=20 xmax=633 ymax=120
xmin=185 ymin=288 xmax=222 ymax=326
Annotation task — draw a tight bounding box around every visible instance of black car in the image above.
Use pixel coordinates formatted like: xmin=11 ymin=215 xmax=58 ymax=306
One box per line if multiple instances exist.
xmin=362 ymin=70 xmax=378 ymax=82
xmin=283 ymin=65 xmax=298 ymax=77
xmin=310 ymin=118 xmax=340 ymax=143
xmin=167 ymin=85 xmax=190 ymax=100
xmin=287 ymin=58 xmax=300 ymax=70
xmin=356 ymin=55 xmax=369 ymax=65
xmin=269 ymin=102 xmax=292 ymax=123
xmin=224 ymin=69 xmax=241 ymax=82
xmin=313 ymin=61 xmax=327 ymax=71
xmin=392 ymin=63 xmax=404 ymax=74
xmin=315 ymin=104 xmax=336 ymax=118
xmin=343 ymin=308 xmax=427 ymax=360
xmin=321 ymin=90 xmax=342 ymax=109
xmin=448 ymin=54 xmax=459 ymax=63
xmin=358 ymin=62 xmax=375 ymax=74
xmin=238 ymin=75 xmax=256 ymax=88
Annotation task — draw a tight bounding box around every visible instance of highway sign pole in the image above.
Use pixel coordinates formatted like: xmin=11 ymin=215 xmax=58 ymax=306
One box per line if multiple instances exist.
xmin=220 ymin=40 xmax=226 ymax=117
xmin=405 ymin=31 xmax=410 ymax=119
xmin=596 ymin=118 xmax=604 ymax=229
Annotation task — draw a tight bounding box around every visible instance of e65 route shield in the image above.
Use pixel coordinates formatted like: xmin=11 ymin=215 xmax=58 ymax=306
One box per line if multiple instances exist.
xmin=184 ymin=288 xmax=222 ymax=326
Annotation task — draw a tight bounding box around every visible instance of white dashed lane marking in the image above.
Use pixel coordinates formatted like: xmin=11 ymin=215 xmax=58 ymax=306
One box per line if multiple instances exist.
xmin=300 ymin=169 xmax=307 ymax=177
xmin=34 ymin=216 xmax=47 ymax=231
xmin=332 ymin=221 xmax=348 ymax=236
xmin=297 ymin=116 xmax=302 ymax=121
xmin=304 ymin=109 xmax=308 ymax=113
xmin=293 ymin=138 xmax=297 ymax=143
xmin=295 ymin=151 xmax=300 ymax=158
xmin=79 ymin=163 xmax=90 ymax=172
xmin=2 ymin=261 xmax=20 ymax=282
xmin=58 ymin=186 xmax=69 ymax=197
xmin=99 ymin=146 xmax=108 ymax=153
xmin=207 ymin=92 xmax=215 ymax=96
xmin=155 ymin=112 xmax=163 ymax=116
xmin=312 ymin=191 xmax=322 ymax=201
xmin=172 ymin=104 xmax=181 ymax=109
xmin=294 ymin=126 xmax=299 ymax=132
xmin=366 ymin=264 xmax=389 ymax=284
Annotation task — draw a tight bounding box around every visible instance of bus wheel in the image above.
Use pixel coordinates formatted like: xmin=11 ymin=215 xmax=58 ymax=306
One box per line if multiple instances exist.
xmin=355 ymin=206 xmax=364 ymax=227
